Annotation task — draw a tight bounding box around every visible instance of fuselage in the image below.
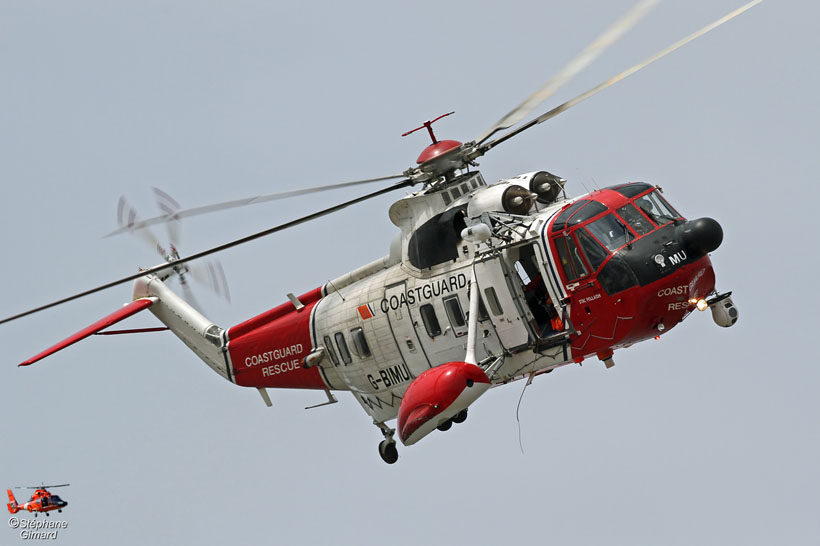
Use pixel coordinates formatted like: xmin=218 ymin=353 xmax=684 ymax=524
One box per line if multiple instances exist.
xmin=216 ymin=173 xmax=721 ymax=426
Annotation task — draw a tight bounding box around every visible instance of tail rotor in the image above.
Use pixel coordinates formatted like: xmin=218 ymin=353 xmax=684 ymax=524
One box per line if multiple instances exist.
xmin=116 ymin=189 xmax=231 ymax=309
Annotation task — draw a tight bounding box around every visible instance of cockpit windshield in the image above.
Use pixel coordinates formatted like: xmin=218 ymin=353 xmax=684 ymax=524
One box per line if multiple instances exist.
xmin=616 ymin=203 xmax=653 ymax=235
xmin=550 ymin=184 xmax=683 ymax=289
xmin=585 ymin=213 xmax=633 ymax=252
xmin=634 ymin=191 xmax=679 ymax=226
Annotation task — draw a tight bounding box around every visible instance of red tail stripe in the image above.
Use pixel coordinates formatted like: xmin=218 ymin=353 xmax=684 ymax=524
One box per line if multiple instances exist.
xmin=228 ymin=286 xmax=323 ymax=340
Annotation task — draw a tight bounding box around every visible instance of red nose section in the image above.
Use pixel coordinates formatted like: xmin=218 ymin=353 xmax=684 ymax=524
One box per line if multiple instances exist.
xmin=398 ymin=361 xmax=490 ymax=444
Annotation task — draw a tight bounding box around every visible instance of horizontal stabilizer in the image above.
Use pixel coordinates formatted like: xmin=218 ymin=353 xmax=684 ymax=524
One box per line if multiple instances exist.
xmin=19 ymin=298 xmax=157 ymax=366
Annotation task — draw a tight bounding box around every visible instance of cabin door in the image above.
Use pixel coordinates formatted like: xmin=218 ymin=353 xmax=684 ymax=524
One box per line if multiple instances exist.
xmin=383 ymin=282 xmax=431 ymax=377
xmin=472 ymin=256 xmax=531 ymax=351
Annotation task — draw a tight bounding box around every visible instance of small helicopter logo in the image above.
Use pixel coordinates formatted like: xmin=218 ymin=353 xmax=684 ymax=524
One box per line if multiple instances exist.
xmin=6 ymin=484 xmax=69 ymax=517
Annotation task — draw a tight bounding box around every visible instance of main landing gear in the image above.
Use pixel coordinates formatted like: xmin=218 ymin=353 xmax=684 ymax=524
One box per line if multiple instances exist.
xmin=379 ymin=440 xmax=399 ymax=464
xmin=374 ymin=420 xmax=399 ymax=465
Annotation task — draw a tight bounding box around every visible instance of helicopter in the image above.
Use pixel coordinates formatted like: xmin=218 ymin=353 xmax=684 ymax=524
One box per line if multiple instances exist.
xmin=7 ymin=484 xmax=69 ymax=517
xmin=5 ymin=0 xmax=758 ymax=464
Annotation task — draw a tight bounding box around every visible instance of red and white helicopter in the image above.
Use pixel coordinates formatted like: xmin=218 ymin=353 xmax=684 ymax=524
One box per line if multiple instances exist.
xmin=6 ymin=0 xmax=755 ymax=464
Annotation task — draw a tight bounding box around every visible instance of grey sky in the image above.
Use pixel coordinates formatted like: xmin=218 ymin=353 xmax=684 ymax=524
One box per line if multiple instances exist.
xmin=2 ymin=1 xmax=818 ymax=544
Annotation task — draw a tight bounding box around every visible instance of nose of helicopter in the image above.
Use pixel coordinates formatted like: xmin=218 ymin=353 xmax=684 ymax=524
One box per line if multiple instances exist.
xmin=678 ymin=217 xmax=723 ymax=256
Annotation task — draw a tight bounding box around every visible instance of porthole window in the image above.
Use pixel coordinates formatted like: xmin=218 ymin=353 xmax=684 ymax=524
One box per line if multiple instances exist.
xmin=334 ymin=332 xmax=352 ymax=365
xmin=444 ymin=296 xmax=466 ymax=329
xmin=420 ymin=304 xmax=442 ymax=338
xmin=323 ymin=335 xmax=339 ymax=367
xmin=350 ymin=327 xmax=372 ymax=358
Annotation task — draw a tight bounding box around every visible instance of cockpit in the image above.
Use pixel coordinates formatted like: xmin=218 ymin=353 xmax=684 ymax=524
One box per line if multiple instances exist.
xmin=549 ymin=182 xmax=684 ymax=294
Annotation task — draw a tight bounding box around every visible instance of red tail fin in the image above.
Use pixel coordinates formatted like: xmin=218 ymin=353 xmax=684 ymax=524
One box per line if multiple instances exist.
xmin=6 ymin=489 xmax=19 ymax=514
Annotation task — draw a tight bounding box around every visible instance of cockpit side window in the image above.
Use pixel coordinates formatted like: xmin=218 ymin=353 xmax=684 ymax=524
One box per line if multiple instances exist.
xmin=554 ymin=235 xmax=589 ymax=281
xmin=576 ymin=228 xmax=609 ymax=271
xmin=634 ymin=191 xmax=679 ymax=226
xmin=586 ymin=213 xmax=634 ymax=252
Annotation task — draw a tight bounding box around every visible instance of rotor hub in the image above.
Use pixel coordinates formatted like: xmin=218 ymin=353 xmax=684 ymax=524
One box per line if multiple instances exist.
xmin=416 ymin=139 xmax=462 ymax=164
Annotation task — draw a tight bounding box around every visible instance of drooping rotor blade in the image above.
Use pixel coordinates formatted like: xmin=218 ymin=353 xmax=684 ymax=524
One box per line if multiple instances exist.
xmin=17 ymin=484 xmax=70 ymax=489
xmin=105 ymin=174 xmax=407 ymax=238
xmin=481 ymin=0 xmax=766 ymax=153
xmin=476 ymin=0 xmax=659 ymax=145
xmin=0 ymin=179 xmax=412 ymax=326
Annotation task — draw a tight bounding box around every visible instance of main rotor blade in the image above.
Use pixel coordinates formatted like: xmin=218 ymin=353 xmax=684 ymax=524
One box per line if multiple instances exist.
xmin=476 ymin=0 xmax=659 ymax=145
xmin=105 ymin=174 xmax=407 ymax=238
xmin=482 ymin=0 xmax=765 ymax=153
xmin=0 ymin=180 xmax=411 ymax=326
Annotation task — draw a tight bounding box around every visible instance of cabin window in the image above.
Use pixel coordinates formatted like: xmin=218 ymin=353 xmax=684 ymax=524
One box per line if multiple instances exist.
xmin=576 ymin=228 xmax=609 ymax=271
xmin=634 ymin=191 xmax=679 ymax=226
xmin=483 ymin=287 xmax=504 ymax=316
xmin=616 ymin=203 xmax=653 ymax=235
xmin=554 ymin=235 xmax=588 ymax=281
xmin=443 ymin=295 xmax=467 ymax=334
xmin=514 ymin=260 xmax=532 ymax=285
xmin=407 ymin=205 xmax=468 ymax=269
xmin=586 ymin=213 xmax=634 ymax=252
xmin=350 ymin=327 xmax=372 ymax=358
xmin=477 ymin=293 xmax=490 ymax=321
xmin=323 ymin=335 xmax=340 ymax=367
xmin=419 ymin=304 xmax=442 ymax=337
xmin=334 ymin=332 xmax=352 ymax=365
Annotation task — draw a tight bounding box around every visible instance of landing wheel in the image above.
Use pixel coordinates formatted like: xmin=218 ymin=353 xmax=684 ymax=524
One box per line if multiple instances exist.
xmin=378 ymin=440 xmax=399 ymax=464
xmin=45 ymin=512 xmax=50 ymax=517
xmin=437 ymin=419 xmax=453 ymax=432
xmin=452 ymin=409 xmax=468 ymax=424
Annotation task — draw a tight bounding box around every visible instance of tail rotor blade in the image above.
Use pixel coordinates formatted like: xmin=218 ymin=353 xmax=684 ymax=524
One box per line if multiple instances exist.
xmin=178 ymin=275 xmax=204 ymax=314
xmin=152 ymin=187 xmax=182 ymax=248
xmin=117 ymin=196 xmax=168 ymax=260
xmin=189 ymin=260 xmax=231 ymax=303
